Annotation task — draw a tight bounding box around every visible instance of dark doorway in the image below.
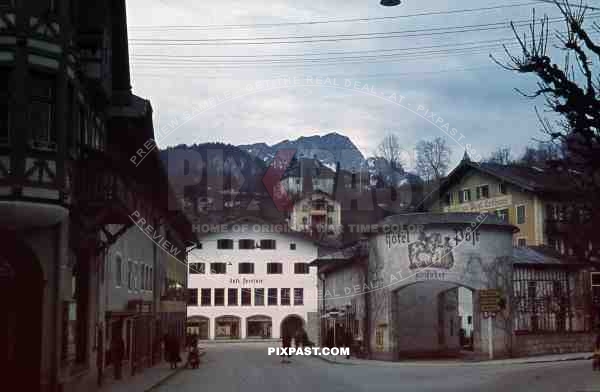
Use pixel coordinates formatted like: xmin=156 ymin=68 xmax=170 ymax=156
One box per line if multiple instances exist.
xmin=0 ymin=239 xmax=44 ymax=392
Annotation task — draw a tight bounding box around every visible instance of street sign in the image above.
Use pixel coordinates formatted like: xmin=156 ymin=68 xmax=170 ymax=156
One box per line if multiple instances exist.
xmin=479 ymin=289 xmax=502 ymax=313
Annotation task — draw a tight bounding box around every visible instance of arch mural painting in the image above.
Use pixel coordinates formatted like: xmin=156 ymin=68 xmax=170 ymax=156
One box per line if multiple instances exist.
xmin=368 ymin=213 xmax=517 ymax=359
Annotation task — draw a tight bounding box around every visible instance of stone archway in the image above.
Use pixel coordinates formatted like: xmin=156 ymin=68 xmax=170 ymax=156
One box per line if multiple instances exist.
xmin=0 ymin=235 xmax=44 ymax=392
xmin=246 ymin=315 xmax=272 ymax=339
xmin=280 ymin=314 xmax=304 ymax=340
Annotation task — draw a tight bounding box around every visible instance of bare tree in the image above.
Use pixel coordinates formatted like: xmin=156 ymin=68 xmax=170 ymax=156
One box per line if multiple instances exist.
xmin=518 ymin=141 xmax=562 ymax=166
xmin=415 ymin=137 xmax=451 ymax=182
xmin=485 ymin=146 xmax=513 ymax=165
xmin=376 ymin=134 xmax=405 ymax=171
xmin=495 ymin=1 xmax=600 ymax=260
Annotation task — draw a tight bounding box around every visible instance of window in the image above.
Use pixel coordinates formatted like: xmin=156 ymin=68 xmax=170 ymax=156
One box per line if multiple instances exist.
xmin=187 ymin=289 xmax=198 ymax=306
xmin=128 ymin=261 xmax=134 ymax=289
xmin=149 ymin=268 xmax=153 ymax=290
xmin=517 ymin=238 xmax=527 ymax=248
xmin=260 ymin=239 xmax=276 ymax=249
xmin=254 ymin=288 xmax=264 ymax=306
xmin=302 ymin=217 xmax=308 ymax=225
xmin=238 ymin=239 xmax=255 ymax=249
xmin=458 ymin=189 xmax=471 ymax=204
xmin=327 ymin=205 xmax=334 ymax=213
xmin=476 ymin=185 xmax=489 ymax=199
xmin=29 ymin=73 xmax=56 ymax=150
xmin=375 ymin=326 xmax=384 ymax=348
xmin=210 ymin=263 xmax=227 ymax=274
xmin=217 ymin=239 xmax=234 ymax=249
xmin=115 ymin=256 xmax=122 ymax=286
xmin=241 ymin=288 xmax=252 ymax=306
xmin=499 ymin=183 xmax=508 ymax=195
xmin=267 ymin=263 xmax=283 ymax=274
xmin=268 ymin=288 xmax=278 ymax=305
xmin=294 ymin=263 xmax=310 ymax=274
xmin=228 ymin=288 xmax=238 ymax=306
xmin=201 ymin=289 xmax=211 ymax=306
xmin=290 ymin=243 xmax=296 ymax=250
xmin=214 ymin=288 xmax=225 ymax=306
xmin=189 ymin=263 xmax=205 ymax=274
xmin=327 ymin=217 xmax=333 ymax=225
xmin=496 ymin=208 xmax=509 ymax=223
xmin=281 ymin=288 xmax=291 ymax=305
xmin=238 ymin=263 xmax=254 ymax=274
xmin=516 ymin=205 xmax=526 ymax=224
xmin=294 ymin=288 xmax=303 ymax=305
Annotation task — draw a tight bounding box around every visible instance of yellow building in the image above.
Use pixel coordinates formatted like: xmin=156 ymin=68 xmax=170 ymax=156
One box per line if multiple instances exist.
xmin=436 ymin=154 xmax=569 ymax=250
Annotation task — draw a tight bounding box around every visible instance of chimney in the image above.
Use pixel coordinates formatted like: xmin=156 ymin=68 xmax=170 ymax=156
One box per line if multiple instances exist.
xmin=111 ymin=0 xmax=132 ymax=105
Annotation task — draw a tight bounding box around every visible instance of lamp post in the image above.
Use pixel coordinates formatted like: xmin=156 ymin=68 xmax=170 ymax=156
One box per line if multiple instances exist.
xmin=380 ymin=0 xmax=401 ymax=6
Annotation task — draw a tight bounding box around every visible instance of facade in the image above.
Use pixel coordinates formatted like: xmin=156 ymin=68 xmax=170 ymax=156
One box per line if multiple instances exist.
xmin=289 ymin=191 xmax=342 ymax=240
xmin=436 ymin=153 xmax=579 ymax=251
xmin=0 ymin=1 xmax=192 ymax=392
xmin=314 ymin=213 xmax=517 ymax=360
xmin=187 ymin=218 xmax=319 ymax=343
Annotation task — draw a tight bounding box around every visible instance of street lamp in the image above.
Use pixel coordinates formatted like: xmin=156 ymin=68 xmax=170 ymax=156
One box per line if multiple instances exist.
xmin=380 ymin=0 xmax=401 ymax=6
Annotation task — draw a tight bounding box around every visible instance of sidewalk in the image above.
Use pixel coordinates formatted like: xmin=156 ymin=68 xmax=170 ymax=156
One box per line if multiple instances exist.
xmin=102 ymin=349 xmax=206 ymax=392
xmin=313 ymin=351 xmax=594 ymax=367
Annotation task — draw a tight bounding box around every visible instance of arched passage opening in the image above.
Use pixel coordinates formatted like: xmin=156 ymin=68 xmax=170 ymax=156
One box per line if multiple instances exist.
xmin=0 ymin=236 xmax=44 ymax=392
xmin=391 ymin=280 xmax=475 ymax=359
xmin=187 ymin=316 xmax=209 ymax=340
xmin=280 ymin=314 xmax=304 ymax=340
xmin=215 ymin=315 xmax=241 ymax=340
xmin=246 ymin=315 xmax=272 ymax=339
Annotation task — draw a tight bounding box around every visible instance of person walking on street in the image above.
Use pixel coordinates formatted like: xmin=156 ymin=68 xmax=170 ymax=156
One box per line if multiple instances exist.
xmin=111 ymin=336 xmax=125 ymax=380
xmin=281 ymin=330 xmax=292 ymax=364
xmin=166 ymin=334 xmax=181 ymax=369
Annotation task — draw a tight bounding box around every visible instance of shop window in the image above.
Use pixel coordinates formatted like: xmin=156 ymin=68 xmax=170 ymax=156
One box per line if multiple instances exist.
xmin=201 ymin=289 xmax=211 ymax=306
xmin=260 ymin=239 xmax=276 ymax=249
xmin=294 ymin=288 xmax=303 ymax=305
xmin=189 ymin=263 xmax=205 ymax=274
xmin=238 ymin=239 xmax=255 ymax=249
xmin=29 ymin=73 xmax=56 ymax=150
xmin=228 ymin=288 xmax=238 ymax=306
xmin=210 ymin=262 xmax=226 ymax=274
xmin=267 ymin=263 xmax=282 ymax=274
xmin=241 ymin=288 xmax=252 ymax=306
xmin=281 ymin=288 xmax=291 ymax=305
xmin=239 ymin=262 xmax=254 ymax=274
xmin=217 ymin=239 xmax=234 ymax=249
xmin=294 ymin=263 xmax=310 ymax=274
xmin=214 ymin=288 xmax=225 ymax=306
xmin=254 ymin=288 xmax=264 ymax=306
xmin=268 ymin=288 xmax=278 ymax=306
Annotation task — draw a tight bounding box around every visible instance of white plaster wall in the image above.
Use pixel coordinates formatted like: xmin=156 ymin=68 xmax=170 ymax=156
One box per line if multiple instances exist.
xmin=187 ymin=228 xmax=318 ymax=339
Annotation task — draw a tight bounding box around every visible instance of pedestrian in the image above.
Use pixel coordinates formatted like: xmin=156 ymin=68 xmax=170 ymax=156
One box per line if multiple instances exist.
xmin=166 ymin=334 xmax=181 ymax=369
xmin=593 ymin=332 xmax=600 ymax=371
xmin=281 ymin=329 xmax=292 ymax=364
xmin=111 ymin=335 xmax=125 ymax=380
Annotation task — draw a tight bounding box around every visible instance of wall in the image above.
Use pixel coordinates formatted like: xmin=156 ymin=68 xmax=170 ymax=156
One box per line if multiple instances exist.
xmin=187 ymin=227 xmax=318 ymax=339
xmin=513 ymin=333 xmax=595 ymax=357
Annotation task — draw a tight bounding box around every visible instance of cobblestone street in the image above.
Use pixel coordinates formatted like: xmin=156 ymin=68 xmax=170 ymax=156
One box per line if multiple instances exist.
xmin=156 ymin=343 xmax=600 ymax=392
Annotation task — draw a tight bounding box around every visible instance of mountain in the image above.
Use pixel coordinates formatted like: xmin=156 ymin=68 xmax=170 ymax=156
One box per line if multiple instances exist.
xmin=238 ymin=132 xmax=366 ymax=170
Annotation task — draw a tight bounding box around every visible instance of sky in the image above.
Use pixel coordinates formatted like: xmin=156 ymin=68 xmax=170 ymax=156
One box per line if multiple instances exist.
xmin=125 ymin=0 xmax=593 ymax=170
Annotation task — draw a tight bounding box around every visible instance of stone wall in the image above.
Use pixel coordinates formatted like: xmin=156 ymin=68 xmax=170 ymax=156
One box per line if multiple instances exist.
xmin=512 ymin=333 xmax=596 ymax=357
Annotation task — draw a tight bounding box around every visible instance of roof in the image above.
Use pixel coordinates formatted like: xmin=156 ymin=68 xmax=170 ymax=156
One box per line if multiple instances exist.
xmin=441 ymin=155 xmax=570 ymax=196
xmin=512 ymin=246 xmax=587 ymax=266
xmin=379 ymin=212 xmax=518 ymax=232
xmin=283 ymin=158 xmax=336 ymax=179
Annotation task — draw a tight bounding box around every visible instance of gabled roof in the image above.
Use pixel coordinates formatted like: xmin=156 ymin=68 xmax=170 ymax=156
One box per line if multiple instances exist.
xmin=441 ymin=154 xmax=570 ymax=195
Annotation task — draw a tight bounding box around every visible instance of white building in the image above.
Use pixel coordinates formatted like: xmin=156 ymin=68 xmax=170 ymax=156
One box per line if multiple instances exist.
xmin=187 ymin=219 xmax=319 ymax=341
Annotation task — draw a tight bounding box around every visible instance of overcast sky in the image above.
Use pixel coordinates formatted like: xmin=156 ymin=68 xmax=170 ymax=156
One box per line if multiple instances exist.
xmin=126 ymin=0 xmax=587 ymax=169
